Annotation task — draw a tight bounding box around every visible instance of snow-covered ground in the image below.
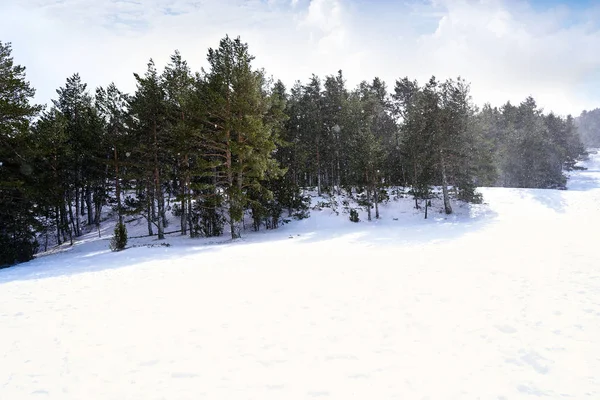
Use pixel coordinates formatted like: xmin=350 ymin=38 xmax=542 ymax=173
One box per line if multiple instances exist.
xmin=2 ymin=152 xmax=600 ymax=399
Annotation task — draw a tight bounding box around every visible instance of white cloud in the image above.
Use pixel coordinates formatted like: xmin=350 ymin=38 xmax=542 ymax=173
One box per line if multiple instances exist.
xmin=1 ymin=0 xmax=599 ymax=115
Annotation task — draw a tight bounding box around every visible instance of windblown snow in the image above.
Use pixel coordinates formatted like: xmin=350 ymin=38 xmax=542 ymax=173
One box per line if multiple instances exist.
xmin=2 ymin=151 xmax=600 ymax=399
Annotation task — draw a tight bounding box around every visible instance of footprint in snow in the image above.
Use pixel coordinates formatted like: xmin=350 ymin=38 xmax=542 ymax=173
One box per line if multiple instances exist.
xmin=519 ymin=350 xmax=551 ymax=375
xmin=495 ymin=325 xmax=517 ymax=334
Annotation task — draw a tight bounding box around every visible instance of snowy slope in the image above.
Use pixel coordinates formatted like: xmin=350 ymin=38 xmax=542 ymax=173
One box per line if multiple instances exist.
xmin=1 ymin=152 xmax=600 ymax=399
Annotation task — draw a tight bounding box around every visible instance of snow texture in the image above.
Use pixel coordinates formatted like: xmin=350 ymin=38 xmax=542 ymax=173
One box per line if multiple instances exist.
xmin=1 ymin=151 xmax=600 ymax=399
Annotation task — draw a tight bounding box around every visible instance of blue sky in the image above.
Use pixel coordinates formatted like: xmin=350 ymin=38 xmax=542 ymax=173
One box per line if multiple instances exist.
xmin=1 ymin=0 xmax=599 ymax=115
xmin=528 ymin=0 xmax=593 ymax=10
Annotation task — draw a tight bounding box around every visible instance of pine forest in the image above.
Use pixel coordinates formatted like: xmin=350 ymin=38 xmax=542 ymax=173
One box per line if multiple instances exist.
xmin=0 ymin=36 xmax=588 ymax=267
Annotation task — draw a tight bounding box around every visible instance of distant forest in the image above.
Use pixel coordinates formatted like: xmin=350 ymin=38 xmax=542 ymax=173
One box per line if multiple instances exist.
xmin=576 ymin=109 xmax=600 ymax=148
xmin=0 ymin=36 xmax=588 ymax=267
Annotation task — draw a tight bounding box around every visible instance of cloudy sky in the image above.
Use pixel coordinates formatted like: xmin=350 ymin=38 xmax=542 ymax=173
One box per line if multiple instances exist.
xmin=1 ymin=0 xmax=599 ymax=116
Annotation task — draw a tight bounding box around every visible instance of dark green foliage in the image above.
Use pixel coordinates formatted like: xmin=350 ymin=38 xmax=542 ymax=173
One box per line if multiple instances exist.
xmin=0 ymin=38 xmax=591 ymax=268
xmin=457 ymin=184 xmax=483 ymax=204
xmin=393 ymin=76 xmax=486 ymax=215
xmin=202 ymin=36 xmax=285 ymax=239
xmin=375 ymin=187 xmax=390 ymax=204
xmin=0 ymin=41 xmax=42 ymax=267
xmin=292 ymin=192 xmax=311 ymax=220
xmin=480 ymin=98 xmax=587 ymax=189
xmin=109 ymin=222 xmax=128 ymax=252
xmin=349 ymin=209 xmax=360 ymax=223
xmin=190 ymin=192 xmax=225 ymax=238
xmin=129 ymin=60 xmax=170 ymax=240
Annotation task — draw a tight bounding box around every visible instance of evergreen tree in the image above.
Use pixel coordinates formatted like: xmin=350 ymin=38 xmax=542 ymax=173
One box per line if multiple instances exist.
xmin=203 ymin=36 xmax=283 ymax=239
xmin=0 ymin=41 xmax=42 ymax=267
xmin=302 ymin=75 xmax=326 ymax=194
xmin=30 ymin=108 xmax=71 ymax=245
xmin=322 ymin=71 xmax=348 ymax=192
xmin=129 ymin=60 xmax=170 ymax=239
xmin=109 ymin=222 xmax=128 ymax=251
xmin=52 ymin=74 xmax=102 ymax=235
xmin=162 ymin=50 xmax=196 ymax=235
xmin=95 ymin=83 xmax=130 ymax=225
xmin=394 ymin=77 xmax=437 ymax=213
xmin=347 ymin=82 xmax=384 ymax=220
xmin=2 ymin=38 xmax=592 ymax=268
xmin=576 ymin=109 xmax=600 ymax=148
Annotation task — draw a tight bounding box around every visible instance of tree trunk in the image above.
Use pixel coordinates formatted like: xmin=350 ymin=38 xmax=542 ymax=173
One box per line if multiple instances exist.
xmin=236 ymin=130 xmax=245 ymax=238
xmin=160 ymin=191 xmax=167 ymax=229
xmin=80 ymin=188 xmax=85 ymax=217
xmin=413 ymin=161 xmax=420 ymax=209
xmin=68 ymin=190 xmax=78 ymax=237
xmin=60 ymin=204 xmax=68 ymax=244
xmin=336 ymin=137 xmax=341 ymax=195
xmin=316 ymin=137 xmax=321 ymax=196
xmin=374 ymin=184 xmax=379 ymax=219
xmin=180 ymin=157 xmax=187 ymax=236
xmin=86 ymin=185 xmax=93 ymax=225
xmin=66 ymin=193 xmax=74 ymax=245
xmin=114 ymin=146 xmax=122 ymax=225
xmin=366 ymin=171 xmax=372 ymax=221
xmin=228 ymin=200 xmax=238 ymax=239
xmin=147 ymin=180 xmax=154 ymax=236
xmin=187 ymin=167 xmax=195 ymax=238
xmin=151 ymin=192 xmax=157 ymax=225
xmin=153 ymin=120 xmax=165 ymax=240
xmin=226 ymin=128 xmax=239 ymax=239
xmin=55 ymin=205 xmax=62 ymax=246
xmin=74 ymin=187 xmax=81 ymax=236
xmin=440 ymin=150 xmax=453 ymax=215
xmin=95 ymin=194 xmax=102 ymax=234
xmin=180 ymin=189 xmax=187 ymax=235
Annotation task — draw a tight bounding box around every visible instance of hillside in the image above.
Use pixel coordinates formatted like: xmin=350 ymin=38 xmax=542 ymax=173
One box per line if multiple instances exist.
xmin=1 ymin=151 xmax=599 ymax=399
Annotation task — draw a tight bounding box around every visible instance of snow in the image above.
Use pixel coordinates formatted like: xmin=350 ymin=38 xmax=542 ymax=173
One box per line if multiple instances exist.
xmin=2 ymin=151 xmax=600 ymax=399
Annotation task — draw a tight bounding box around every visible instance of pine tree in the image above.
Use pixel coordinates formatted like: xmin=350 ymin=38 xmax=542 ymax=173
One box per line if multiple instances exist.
xmin=129 ymin=60 xmax=170 ymax=239
xmin=303 ymin=75 xmax=326 ymax=194
xmin=162 ymin=50 xmax=196 ymax=235
xmin=576 ymin=109 xmax=600 ymax=148
xmin=271 ymin=81 xmax=312 ymax=221
xmin=473 ymin=104 xmax=501 ymax=187
xmin=31 ymin=108 xmax=71 ymax=245
xmin=52 ymin=74 xmax=99 ymax=235
xmin=109 ymin=222 xmax=128 ymax=251
xmin=0 ymin=41 xmax=42 ymax=267
xmin=437 ymin=78 xmax=483 ymax=205
xmin=394 ymin=77 xmax=437 ymax=214
xmin=203 ymin=36 xmax=283 ymax=239
xmin=346 ymin=83 xmax=384 ymax=220
xmin=322 ymin=71 xmax=348 ymax=192
xmin=95 ymin=83 xmax=130 ymax=225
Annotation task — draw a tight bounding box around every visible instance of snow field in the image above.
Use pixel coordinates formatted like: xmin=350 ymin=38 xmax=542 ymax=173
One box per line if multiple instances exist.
xmin=1 ymin=151 xmax=600 ymax=399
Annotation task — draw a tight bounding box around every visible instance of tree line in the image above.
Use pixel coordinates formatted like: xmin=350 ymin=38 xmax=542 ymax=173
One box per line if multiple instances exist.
xmin=0 ymin=36 xmax=587 ymax=267
xmin=576 ymin=109 xmax=600 ymax=148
